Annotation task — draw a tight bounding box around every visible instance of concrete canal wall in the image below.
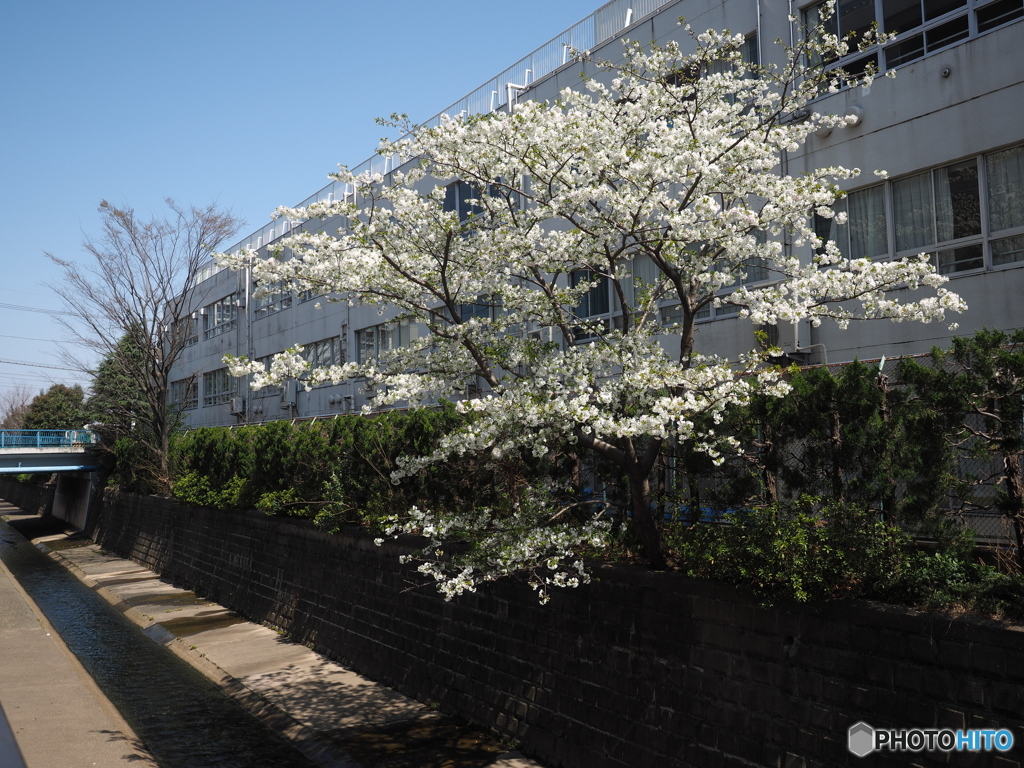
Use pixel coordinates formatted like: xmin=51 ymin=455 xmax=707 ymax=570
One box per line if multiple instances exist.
xmin=2 ymin=477 xmax=1022 ymax=768
xmin=0 ymin=479 xmax=54 ymax=517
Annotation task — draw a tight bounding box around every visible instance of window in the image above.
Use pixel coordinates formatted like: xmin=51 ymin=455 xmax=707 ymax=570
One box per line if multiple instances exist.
xmin=170 ymin=378 xmax=197 ymax=410
xmin=660 ymin=300 xmax=738 ymax=325
xmin=615 ymin=256 xmax=662 ymax=313
xmin=893 ymin=158 xmax=983 ymax=274
xmin=572 ymin=270 xmax=611 ymax=318
xmin=202 ymin=294 xmax=237 ymax=340
xmin=443 ymin=178 xmax=526 ymax=222
xmin=815 ymin=185 xmax=889 ymax=260
xmin=725 ymin=231 xmax=772 ymax=285
xmin=661 ymin=304 xmax=686 ymax=327
xmin=987 ymin=144 xmax=1024 ymax=266
xmin=355 ymin=319 xmax=423 ymax=363
xmin=302 ymin=336 xmax=344 ymax=368
xmin=740 ymin=32 xmax=760 ymax=67
xmin=458 ymin=295 xmax=495 ymax=322
xmin=444 ymin=181 xmax=483 ymax=222
xmin=255 ymin=356 xmax=281 ymax=394
xmin=664 ymin=31 xmax=759 ymax=111
xmin=804 ymin=0 xmax=1021 ymax=72
xmin=812 ymin=143 xmax=1024 ymax=274
xmin=172 ymin=315 xmax=198 ymax=347
xmin=978 ymin=0 xmax=1024 ymax=30
xmin=202 ymin=368 xmax=236 ymax=406
xmin=883 ymin=0 xmax=970 ymax=67
xmin=253 ymin=281 xmax=292 ymax=318
xmin=571 ymin=270 xmax=612 ymax=339
xmin=804 ymin=0 xmax=879 ymax=73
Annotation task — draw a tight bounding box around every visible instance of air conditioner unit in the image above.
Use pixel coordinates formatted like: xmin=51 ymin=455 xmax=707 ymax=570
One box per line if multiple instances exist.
xmin=777 ymin=320 xmax=810 ymax=355
xmin=229 ymin=397 xmax=245 ymax=415
xmin=281 ymin=380 xmax=298 ymax=407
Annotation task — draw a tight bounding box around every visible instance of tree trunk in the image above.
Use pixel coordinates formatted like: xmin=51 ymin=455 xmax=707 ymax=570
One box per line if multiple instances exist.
xmin=575 ymin=430 xmax=670 ymax=569
xmin=761 ymin=421 xmax=778 ymax=504
xmin=688 ymin=475 xmax=702 ymax=525
xmin=629 ymin=467 xmax=669 ymax=570
xmin=1003 ymin=450 xmax=1024 ymax=572
xmin=830 ymin=405 xmax=844 ymax=503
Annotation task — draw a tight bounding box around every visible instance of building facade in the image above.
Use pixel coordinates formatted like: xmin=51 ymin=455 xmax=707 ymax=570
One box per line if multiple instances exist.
xmin=170 ymin=0 xmax=1024 ymax=429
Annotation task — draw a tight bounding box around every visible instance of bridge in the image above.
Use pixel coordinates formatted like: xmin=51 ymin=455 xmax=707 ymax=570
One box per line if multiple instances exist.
xmin=0 ymin=430 xmax=101 ymax=474
xmin=0 ymin=431 xmax=102 ymax=530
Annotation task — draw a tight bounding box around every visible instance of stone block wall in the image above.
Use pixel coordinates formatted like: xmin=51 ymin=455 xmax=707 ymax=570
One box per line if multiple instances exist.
xmin=0 ymin=478 xmax=54 ymax=516
xmin=3 ymin=478 xmax=1021 ymax=768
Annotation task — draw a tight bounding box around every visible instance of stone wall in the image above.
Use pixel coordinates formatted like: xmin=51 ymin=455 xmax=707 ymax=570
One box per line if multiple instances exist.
xmin=0 ymin=478 xmax=54 ymax=516
xmin=3 ymin=478 xmax=1021 ymax=768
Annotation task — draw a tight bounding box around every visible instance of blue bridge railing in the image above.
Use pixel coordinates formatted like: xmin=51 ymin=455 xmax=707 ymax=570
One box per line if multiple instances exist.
xmin=0 ymin=430 xmax=99 ymax=449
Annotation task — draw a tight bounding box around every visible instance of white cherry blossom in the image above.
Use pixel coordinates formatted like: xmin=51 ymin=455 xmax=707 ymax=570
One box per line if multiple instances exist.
xmin=218 ymin=24 xmax=963 ymax=598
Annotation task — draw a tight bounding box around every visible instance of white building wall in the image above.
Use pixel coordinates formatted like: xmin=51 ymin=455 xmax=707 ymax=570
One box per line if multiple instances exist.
xmin=170 ymin=0 xmax=1024 ymax=428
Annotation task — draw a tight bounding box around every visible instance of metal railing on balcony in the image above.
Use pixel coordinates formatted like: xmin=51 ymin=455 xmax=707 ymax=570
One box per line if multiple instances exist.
xmin=196 ymin=0 xmax=679 ymax=285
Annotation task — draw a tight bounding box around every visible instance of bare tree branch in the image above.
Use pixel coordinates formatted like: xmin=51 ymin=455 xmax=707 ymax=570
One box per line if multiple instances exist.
xmin=46 ymin=199 xmax=243 ymax=492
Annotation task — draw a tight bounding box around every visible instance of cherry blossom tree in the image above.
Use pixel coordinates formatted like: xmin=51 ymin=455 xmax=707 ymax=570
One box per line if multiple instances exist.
xmin=221 ymin=25 xmax=965 ymax=600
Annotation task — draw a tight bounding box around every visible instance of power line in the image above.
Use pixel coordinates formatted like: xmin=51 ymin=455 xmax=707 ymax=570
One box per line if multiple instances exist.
xmin=0 ymin=333 xmax=64 ymax=343
xmin=0 ymin=359 xmax=80 ymax=372
xmin=0 ymin=302 xmax=67 ymax=317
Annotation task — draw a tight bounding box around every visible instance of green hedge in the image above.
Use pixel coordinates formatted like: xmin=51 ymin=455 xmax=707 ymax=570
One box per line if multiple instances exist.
xmin=169 ymin=405 xmax=544 ymax=530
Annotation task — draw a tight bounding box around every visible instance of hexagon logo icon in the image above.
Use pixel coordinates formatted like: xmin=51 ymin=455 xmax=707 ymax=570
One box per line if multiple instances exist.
xmin=848 ymin=722 xmax=875 ymax=757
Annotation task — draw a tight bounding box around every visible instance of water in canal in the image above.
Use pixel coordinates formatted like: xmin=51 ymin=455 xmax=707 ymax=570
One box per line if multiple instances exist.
xmin=0 ymin=519 xmax=319 ymax=768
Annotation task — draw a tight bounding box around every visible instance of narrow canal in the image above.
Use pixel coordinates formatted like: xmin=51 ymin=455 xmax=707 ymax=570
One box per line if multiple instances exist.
xmin=0 ymin=518 xmax=320 ymax=768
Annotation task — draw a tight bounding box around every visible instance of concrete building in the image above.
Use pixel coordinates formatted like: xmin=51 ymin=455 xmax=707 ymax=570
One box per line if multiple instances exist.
xmin=169 ymin=0 xmax=1024 ymax=429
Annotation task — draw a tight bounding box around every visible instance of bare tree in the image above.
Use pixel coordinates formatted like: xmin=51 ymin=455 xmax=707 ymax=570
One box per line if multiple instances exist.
xmin=0 ymin=384 xmax=34 ymax=430
xmin=47 ymin=199 xmax=243 ymax=492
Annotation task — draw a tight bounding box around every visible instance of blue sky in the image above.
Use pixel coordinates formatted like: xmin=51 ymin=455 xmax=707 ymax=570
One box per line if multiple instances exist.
xmin=0 ymin=0 xmax=604 ymax=400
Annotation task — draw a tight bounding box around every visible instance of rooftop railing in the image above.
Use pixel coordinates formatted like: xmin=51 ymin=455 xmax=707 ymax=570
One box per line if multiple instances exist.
xmin=197 ymin=0 xmax=678 ymax=285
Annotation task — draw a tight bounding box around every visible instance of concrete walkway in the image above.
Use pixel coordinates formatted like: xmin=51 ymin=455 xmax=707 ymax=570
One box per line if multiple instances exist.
xmin=0 ymin=522 xmax=157 ymax=767
xmin=1 ymin=507 xmax=542 ymax=768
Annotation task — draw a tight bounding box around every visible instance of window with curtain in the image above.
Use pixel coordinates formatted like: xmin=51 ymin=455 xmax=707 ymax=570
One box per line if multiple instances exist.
xmin=847 ymin=186 xmax=889 ymax=258
xmin=892 ymin=159 xmax=983 ymax=274
xmin=613 ymin=256 xmax=662 ymax=313
xmin=815 ymin=186 xmax=888 ymax=260
xmin=988 ymin=144 xmax=1024 ymax=266
xmin=893 ymin=171 xmax=934 ymax=252
xmin=202 ymin=294 xmax=237 ymax=340
xmin=820 ymin=146 xmax=1024 ymax=276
